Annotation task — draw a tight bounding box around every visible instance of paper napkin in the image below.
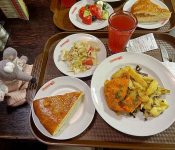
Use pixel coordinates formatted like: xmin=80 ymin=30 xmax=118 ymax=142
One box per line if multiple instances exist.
xmin=162 ymin=62 xmax=175 ymax=77
xmin=127 ymin=33 xmax=158 ymax=53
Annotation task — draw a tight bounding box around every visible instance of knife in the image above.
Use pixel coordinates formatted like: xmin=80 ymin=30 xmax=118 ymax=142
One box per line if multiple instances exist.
xmin=160 ymin=45 xmax=170 ymax=62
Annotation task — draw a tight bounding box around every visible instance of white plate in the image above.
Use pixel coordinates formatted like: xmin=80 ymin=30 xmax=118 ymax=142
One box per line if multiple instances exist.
xmin=91 ymin=52 xmax=175 ymax=136
xmin=31 ymin=76 xmax=95 ymax=140
xmin=69 ymin=0 xmax=114 ymax=30
xmin=53 ymin=33 xmax=107 ymax=78
xmin=123 ymin=0 xmax=170 ymax=29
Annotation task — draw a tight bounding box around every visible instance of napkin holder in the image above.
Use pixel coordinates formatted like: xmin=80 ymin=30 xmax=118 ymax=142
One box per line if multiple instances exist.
xmin=0 ymin=47 xmax=36 ymax=107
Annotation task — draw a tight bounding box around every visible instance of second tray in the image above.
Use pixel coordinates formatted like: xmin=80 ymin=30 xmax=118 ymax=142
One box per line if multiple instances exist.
xmin=50 ymin=0 xmax=175 ymax=32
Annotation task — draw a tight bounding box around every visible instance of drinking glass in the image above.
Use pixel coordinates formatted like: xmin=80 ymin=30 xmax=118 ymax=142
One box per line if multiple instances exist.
xmin=61 ymin=0 xmax=76 ymax=8
xmin=108 ymin=11 xmax=138 ymax=53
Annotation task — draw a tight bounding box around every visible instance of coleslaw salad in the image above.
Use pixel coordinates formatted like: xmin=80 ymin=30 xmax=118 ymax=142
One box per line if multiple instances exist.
xmin=60 ymin=40 xmax=100 ymax=73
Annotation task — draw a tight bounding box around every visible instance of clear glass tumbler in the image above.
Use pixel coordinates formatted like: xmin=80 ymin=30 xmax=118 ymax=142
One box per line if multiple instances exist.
xmin=108 ymin=11 xmax=138 ymax=53
xmin=61 ymin=0 xmax=76 ymax=8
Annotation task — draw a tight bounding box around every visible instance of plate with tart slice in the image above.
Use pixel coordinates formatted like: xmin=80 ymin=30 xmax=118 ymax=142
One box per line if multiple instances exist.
xmin=123 ymin=0 xmax=171 ymax=29
xmin=31 ymin=76 xmax=95 ymax=140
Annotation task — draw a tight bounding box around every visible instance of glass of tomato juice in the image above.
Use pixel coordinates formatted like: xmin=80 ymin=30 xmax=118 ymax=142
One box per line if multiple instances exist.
xmin=61 ymin=0 xmax=76 ymax=8
xmin=108 ymin=11 xmax=138 ymax=53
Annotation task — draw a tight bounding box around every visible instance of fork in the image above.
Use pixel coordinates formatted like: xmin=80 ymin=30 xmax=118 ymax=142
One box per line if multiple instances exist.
xmin=26 ymin=82 xmax=37 ymax=106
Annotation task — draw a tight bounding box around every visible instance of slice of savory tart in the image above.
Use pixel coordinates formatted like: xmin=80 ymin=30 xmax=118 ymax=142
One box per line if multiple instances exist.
xmin=131 ymin=0 xmax=171 ymax=23
xmin=33 ymin=91 xmax=84 ymax=135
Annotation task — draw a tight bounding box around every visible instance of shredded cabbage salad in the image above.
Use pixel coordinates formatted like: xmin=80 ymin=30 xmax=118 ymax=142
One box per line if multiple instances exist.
xmin=60 ymin=40 xmax=100 ymax=73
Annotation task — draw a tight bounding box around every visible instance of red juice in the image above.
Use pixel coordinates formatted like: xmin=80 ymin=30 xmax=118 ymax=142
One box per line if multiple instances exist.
xmin=108 ymin=12 xmax=137 ymax=53
xmin=61 ymin=0 xmax=76 ymax=8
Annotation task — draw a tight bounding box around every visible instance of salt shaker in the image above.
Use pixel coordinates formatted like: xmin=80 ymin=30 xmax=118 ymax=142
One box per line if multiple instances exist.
xmin=0 ymin=40 xmax=5 ymax=51
xmin=0 ymin=24 xmax=9 ymax=51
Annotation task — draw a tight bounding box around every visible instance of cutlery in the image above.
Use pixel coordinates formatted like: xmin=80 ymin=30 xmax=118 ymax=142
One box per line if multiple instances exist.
xmin=160 ymin=45 xmax=175 ymax=76
xmin=160 ymin=45 xmax=170 ymax=62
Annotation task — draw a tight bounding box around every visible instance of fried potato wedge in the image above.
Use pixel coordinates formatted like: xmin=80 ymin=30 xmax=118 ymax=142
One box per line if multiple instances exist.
xmin=146 ymin=80 xmax=158 ymax=95
xmin=128 ymin=67 xmax=148 ymax=88
xmin=111 ymin=66 xmax=130 ymax=79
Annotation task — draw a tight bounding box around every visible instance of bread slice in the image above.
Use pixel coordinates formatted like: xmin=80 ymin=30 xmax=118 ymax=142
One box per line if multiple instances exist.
xmin=131 ymin=0 xmax=171 ymax=23
xmin=33 ymin=91 xmax=84 ymax=135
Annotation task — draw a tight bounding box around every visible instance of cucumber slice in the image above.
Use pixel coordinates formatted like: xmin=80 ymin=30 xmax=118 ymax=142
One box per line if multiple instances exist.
xmin=83 ymin=10 xmax=91 ymax=17
xmin=102 ymin=10 xmax=109 ymax=20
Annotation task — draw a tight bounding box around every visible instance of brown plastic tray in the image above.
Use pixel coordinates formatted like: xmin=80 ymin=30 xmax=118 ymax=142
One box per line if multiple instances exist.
xmin=30 ymin=32 xmax=175 ymax=149
xmin=50 ymin=0 xmax=175 ymax=33
xmin=27 ymin=54 xmax=44 ymax=103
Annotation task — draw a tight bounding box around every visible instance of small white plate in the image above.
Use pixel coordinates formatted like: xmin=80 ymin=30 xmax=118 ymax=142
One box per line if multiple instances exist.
xmin=32 ymin=76 xmax=95 ymax=140
xmin=69 ymin=0 xmax=114 ymax=30
xmin=91 ymin=52 xmax=175 ymax=136
xmin=123 ymin=0 xmax=170 ymax=29
xmin=53 ymin=33 xmax=107 ymax=78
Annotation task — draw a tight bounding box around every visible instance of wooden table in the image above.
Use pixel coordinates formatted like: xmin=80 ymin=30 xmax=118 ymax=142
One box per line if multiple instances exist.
xmin=0 ymin=1 xmax=175 ymax=149
xmin=0 ymin=0 xmax=60 ymax=140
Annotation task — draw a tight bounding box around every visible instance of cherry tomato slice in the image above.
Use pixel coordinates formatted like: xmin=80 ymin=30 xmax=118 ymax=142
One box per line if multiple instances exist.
xmin=79 ymin=6 xmax=85 ymax=19
xmin=83 ymin=58 xmax=93 ymax=66
xmin=96 ymin=6 xmax=103 ymax=19
xmin=88 ymin=5 xmax=98 ymax=17
xmin=82 ymin=15 xmax=92 ymax=25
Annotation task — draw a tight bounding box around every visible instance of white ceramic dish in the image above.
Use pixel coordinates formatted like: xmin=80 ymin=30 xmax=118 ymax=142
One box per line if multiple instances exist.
xmin=69 ymin=0 xmax=114 ymax=30
xmin=53 ymin=33 xmax=107 ymax=78
xmin=123 ymin=0 xmax=170 ymax=29
xmin=32 ymin=76 xmax=95 ymax=140
xmin=91 ymin=52 xmax=175 ymax=136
